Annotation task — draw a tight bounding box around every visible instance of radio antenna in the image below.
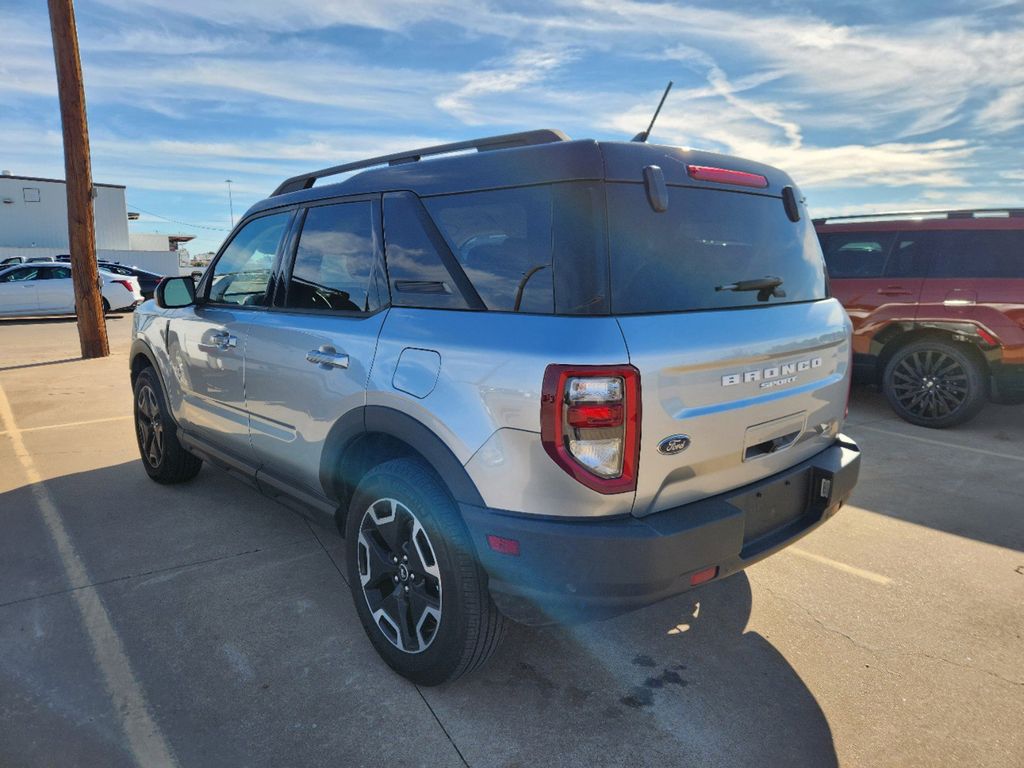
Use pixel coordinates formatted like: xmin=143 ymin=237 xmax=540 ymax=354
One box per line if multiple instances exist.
xmin=632 ymin=80 xmax=673 ymax=143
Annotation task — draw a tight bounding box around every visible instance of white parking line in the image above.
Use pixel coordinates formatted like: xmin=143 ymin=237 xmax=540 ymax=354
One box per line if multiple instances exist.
xmin=0 ymin=382 xmax=178 ymax=767
xmin=788 ymin=547 xmax=892 ymax=585
xmin=0 ymin=414 xmax=132 ymax=437
xmin=854 ymin=423 xmax=1024 ymax=463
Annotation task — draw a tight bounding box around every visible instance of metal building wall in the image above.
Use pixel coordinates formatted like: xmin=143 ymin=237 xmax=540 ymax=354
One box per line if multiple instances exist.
xmin=0 ymin=176 xmax=130 ymax=250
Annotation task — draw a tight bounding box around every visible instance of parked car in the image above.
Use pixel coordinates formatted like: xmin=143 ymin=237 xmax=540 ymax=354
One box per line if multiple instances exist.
xmin=53 ymin=256 xmax=168 ymax=299
xmin=130 ymin=130 xmax=860 ymax=684
xmin=816 ymin=209 xmax=1024 ymax=427
xmin=0 ymin=262 xmax=142 ymax=316
xmin=0 ymin=255 xmax=57 ymax=266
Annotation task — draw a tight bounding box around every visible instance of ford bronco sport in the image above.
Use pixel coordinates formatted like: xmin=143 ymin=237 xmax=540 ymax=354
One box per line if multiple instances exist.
xmin=131 ymin=130 xmax=861 ymax=685
xmin=816 ymin=209 xmax=1024 ymax=428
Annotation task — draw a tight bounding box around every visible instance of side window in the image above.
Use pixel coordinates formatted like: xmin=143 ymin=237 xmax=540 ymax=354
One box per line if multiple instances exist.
xmin=910 ymin=230 xmax=1024 ymax=278
xmin=383 ymin=193 xmax=471 ymax=310
xmin=207 ymin=212 xmax=290 ymax=306
xmin=819 ymin=232 xmax=894 ymax=278
xmin=0 ymin=267 xmax=40 ymax=282
xmin=45 ymin=267 xmax=72 ymax=279
xmin=423 ymin=186 xmax=554 ymax=313
xmin=287 ymin=202 xmax=380 ymax=313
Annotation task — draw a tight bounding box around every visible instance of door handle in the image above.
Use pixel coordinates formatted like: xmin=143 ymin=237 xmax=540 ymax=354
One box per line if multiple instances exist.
xmin=876 ymin=286 xmax=912 ymax=296
xmin=306 ymin=346 xmax=350 ymax=370
xmin=211 ymin=331 xmax=237 ymax=350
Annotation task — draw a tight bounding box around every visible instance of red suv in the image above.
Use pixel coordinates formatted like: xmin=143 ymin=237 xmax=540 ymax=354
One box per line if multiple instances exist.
xmin=816 ymin=208 xmax=1024 ymax=428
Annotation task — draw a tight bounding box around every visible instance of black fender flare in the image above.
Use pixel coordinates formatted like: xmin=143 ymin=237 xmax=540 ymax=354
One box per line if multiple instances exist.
xmin=318 ymin=405 xmax=486 ymax=509
xmin=129 ymin=338 xmax=160 ymax=382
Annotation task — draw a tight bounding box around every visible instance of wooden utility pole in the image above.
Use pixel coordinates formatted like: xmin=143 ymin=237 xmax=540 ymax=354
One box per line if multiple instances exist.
xmin=48 ymin=0 xmax=108 ymax=358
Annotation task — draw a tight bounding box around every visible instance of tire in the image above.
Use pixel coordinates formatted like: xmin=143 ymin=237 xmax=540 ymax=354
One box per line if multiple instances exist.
xmin=133 ymin=367 xmax=203 ymax=483
xmin=102 ymin=298 xmax=110 ymax=314
xmin=345 ymin=457 xmax=505 ymax=686
xmin=882 ymin=339 xmax=987 ymax=428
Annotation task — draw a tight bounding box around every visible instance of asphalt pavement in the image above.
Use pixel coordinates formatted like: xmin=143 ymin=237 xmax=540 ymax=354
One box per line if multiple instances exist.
xmin=1 ymin=317 xmax=1021 ymax=767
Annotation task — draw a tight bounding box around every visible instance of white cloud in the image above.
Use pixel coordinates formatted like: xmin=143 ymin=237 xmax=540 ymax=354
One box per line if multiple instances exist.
xmin=436 ymin=47 xmax=577 ymax=124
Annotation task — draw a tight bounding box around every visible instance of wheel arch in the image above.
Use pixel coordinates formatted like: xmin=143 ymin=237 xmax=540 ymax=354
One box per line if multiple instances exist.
xmin=321 ymin=406 xmax=486 ymax=533
xmin=870 ymin=322 xmax=995 ymax=386
xmin=129 ymin=338 xmax=160 ymax=385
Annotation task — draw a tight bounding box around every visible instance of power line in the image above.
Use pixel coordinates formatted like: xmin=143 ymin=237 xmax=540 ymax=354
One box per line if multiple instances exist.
xmin=127 ymin=203 xmax=231 ymax=232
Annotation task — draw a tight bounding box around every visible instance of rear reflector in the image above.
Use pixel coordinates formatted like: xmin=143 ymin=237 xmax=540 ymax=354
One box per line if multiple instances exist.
xmin=689 ymin=566 xmax=719 ymax=587
xmin=976 ymin=327 xmax=999 ymax=346
xmin=687 ymin=164 xmax=768 ymax=189
xmin=486 ymin=535 xmax=520 ymax=556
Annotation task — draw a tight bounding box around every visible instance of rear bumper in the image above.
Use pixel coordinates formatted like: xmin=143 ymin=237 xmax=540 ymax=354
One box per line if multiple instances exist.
xmin=461 ymin=435 xmax=861 ymax=625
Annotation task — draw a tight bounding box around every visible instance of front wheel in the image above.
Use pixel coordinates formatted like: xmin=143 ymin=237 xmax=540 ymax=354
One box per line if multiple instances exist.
xmin=345 ymin=458 xmax=505 ymax=685
xmin=882 ymin=339 xmax=987 ymax=428
xmin=133 ymin=367 xmax=202 ymax=483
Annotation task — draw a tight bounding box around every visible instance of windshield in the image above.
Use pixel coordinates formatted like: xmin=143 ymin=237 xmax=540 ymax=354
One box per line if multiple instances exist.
xmin=607 ymin=184 xmax=827 ymax=314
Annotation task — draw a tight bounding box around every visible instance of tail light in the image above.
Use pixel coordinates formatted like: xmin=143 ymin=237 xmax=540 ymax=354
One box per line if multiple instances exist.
xmin=541 ymin=364 xmax=640 ymax=494
xmin=113 ymin=279 xmax=134 ymax=292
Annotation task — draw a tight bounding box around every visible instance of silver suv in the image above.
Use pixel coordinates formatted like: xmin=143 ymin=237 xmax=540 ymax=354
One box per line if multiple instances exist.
xmin=131 ymin=130 xmax=861 ymax=685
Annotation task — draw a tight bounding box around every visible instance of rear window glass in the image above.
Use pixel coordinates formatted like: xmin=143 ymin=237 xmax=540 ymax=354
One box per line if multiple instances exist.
xmin=424 ymin=186 xmax=554 ymax=313
xmin=607 ymin=185 xmax=827 ymax=313
xmin=900 ymin=230 xmax=1024 ymax=278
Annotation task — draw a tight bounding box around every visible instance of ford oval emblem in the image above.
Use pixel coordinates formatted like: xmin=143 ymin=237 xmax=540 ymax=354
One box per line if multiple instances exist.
xmin=658 ymin=435 xmax=691 ymax=455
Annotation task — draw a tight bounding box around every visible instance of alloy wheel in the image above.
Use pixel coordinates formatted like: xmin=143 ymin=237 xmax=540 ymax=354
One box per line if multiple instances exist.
xmin=889 ymin=348 xmax=970 ymax=421
xmin=136 ymin=384 xmax=164 ymax=468
xmin=357 ymin=498 xmax=443 ymax=654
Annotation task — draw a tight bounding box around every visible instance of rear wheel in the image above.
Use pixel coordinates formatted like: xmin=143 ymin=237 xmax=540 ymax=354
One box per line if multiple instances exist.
xmin=133 ymin=367 xmax=202 ymax=483
xmin=345 ymin=458 xmax=505 ymax=685
xmin=882 ymin=339 xmax=987 ymax=428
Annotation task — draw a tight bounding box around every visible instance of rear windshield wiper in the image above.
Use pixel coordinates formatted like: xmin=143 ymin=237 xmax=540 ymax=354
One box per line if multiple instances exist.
xmin=715 ymin=276 xmax=786 ymax=302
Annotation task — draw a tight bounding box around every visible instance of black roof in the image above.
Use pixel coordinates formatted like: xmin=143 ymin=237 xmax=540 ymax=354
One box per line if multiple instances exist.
xmin=246 ymin=130 xmax=795 ymax=219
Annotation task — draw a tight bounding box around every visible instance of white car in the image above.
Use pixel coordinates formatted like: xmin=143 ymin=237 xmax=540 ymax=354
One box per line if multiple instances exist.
xmin=0 ymin=262 xmax=143 ymax=317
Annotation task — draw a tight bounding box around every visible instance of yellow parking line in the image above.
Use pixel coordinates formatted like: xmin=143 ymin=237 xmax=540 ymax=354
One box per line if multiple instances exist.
xmin=0 ymin=382 xmax=178 ymax=767
xmin=855 ymin=423 xmax=1024 ymax=463
xmin=0 ymin=414 xmax=132 ymax=436
xmin=788 ymin=546 xmax=892 ymax=585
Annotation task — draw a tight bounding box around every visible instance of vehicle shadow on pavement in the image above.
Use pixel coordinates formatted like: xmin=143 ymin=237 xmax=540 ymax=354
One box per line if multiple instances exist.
xmin=424 ymin=574 xmax=838 ymax=768
xmin=1 ymin=458 xmax=836 ymax=768
xmin=0 ymin=315 xmax=126 ymax=326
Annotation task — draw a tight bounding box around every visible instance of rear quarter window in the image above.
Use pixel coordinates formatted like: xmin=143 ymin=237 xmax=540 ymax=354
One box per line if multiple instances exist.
xmin=423 ymin=186 xmax=554 ymax=313
xmin=608 ymin=185 xmax=827 ymax=313
xmin=900 ymin=230 xmax=1024 ymax=278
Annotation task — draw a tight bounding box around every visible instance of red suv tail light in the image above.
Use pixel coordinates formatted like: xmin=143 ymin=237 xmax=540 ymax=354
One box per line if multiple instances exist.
xmin=541 ymin=364 xmax=641 ymax=494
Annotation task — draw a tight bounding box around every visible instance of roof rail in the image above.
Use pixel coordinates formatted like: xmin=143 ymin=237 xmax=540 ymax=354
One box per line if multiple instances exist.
xmin=271 ymin=129 xmax=571 ymax=197
xmin=813 ymin=207 xmax=1024 ymax=225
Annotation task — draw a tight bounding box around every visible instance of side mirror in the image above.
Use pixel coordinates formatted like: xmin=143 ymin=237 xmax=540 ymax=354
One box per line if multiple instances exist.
xmin=155 ymin=276 xmax=196 ymax=309
xmin=190 ymin=270 xmax=204 ymax=282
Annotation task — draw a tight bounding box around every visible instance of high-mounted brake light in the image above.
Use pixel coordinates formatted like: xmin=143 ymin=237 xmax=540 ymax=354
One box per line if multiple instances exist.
xmin=541 ymin=365 xmax=640 ymax=494
xmin=687 ymin=164 xmax=768 ymax=189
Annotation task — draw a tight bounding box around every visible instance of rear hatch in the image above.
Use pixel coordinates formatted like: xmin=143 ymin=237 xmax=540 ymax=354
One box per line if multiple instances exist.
xmin=604 ymin=178 xmax=851 ymax=517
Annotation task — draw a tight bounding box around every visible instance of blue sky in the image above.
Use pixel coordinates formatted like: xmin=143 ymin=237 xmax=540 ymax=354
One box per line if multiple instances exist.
xmin=2 ymin=0 xmax=1022 ymax=254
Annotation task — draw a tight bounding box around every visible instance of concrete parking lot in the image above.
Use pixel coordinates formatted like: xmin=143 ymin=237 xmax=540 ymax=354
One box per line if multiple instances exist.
xmin=2 ymin=317 xmax=1022 ymax=768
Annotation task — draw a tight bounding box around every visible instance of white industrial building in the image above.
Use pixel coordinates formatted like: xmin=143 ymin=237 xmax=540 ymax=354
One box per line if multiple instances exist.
xmin=0 ymin=171 xmax=192 ymax=275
